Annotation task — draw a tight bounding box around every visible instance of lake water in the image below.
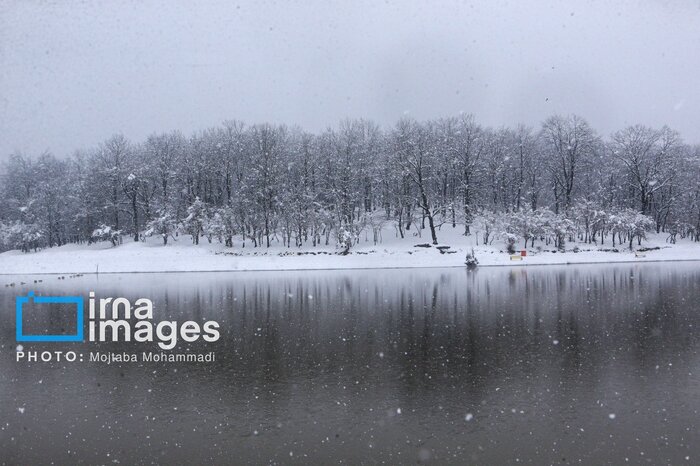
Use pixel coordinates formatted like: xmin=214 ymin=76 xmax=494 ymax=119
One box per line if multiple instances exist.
xmin=1 ymin=263 xmax=699 ymax=465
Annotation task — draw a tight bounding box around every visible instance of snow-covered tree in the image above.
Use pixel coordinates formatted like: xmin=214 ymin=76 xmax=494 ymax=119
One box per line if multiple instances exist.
xmin=0 ymin=115 xmax=697 ymax=253
xmin=144 ymin=209 xmax=178 ymax=245
xmin=541 ymin=115 xmax=600 ymax=213
xmin=610 ymin=125 xmax=682 ymax=216
xmin=182 ymin=197 xmax=208 ymax=245
xmin=0 ymin=221 xmax=43 ymax=252
xmin=91 ymin=224 xmax=122 ymax=247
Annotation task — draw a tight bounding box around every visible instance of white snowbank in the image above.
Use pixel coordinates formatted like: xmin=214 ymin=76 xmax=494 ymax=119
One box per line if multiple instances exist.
xmin=0 ymin=227 xmax=698 ymax=274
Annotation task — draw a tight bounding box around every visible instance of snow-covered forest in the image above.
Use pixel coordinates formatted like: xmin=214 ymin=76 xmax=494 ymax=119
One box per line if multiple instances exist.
xmin=1 ymin=114 xmax=698 ymax=254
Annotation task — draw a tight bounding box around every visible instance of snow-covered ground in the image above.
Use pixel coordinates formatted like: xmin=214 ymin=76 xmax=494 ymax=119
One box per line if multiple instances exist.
xmin=0 ymin=227 xmax=698 ymax=274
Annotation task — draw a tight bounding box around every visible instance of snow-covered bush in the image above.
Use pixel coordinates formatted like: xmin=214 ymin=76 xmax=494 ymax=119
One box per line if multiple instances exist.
xmin=91 ymin=224 xmax=122 ymax=247
xmin=501 ymin=232 xmax=518 ymax=254
xmin=0 ymin=221 xmax=43 ymax=252
xmin=667 ymin=221 xmax=695 ymax=244
xmin=203 ymin=206 xmax=236 ymax=247
xmin=336 ymin=225 xmax=355 ymax=255
xmin=144 ymin=209 xmax=178 ymax=245
xmin=551 ymin=215 xmax=576 ymax=251
xmin=509 ymin=209 xmax=539 ymax=248
xmin=605 ymin=208 xmax=654 ymax=249
xmin=465 ymin=248 xmax=479 ymax=269
xmin=622 ymin=209 xmax=654 ymax=249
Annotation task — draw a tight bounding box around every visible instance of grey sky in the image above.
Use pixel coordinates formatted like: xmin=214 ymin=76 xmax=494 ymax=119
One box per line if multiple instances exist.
xmin=1 ymin=0 xmax=699 ymax=159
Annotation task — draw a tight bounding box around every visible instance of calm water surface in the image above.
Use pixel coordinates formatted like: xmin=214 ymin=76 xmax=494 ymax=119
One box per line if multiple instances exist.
xmin=1 ymin=263 xmax=699 ymax=465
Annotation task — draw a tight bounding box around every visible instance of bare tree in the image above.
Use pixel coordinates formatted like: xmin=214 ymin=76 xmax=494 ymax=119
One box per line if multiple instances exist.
xmin=610 ymin=125 xmax=682 ymax=215
xmin=541 ymin=115 xmax=599 ymax=213
xmin=392 ymin=119 xmax=440 ymax=245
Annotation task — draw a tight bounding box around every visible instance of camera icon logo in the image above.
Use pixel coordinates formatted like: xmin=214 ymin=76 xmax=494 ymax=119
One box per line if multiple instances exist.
xmin=16 ymin=291 xmax=84 ymax=342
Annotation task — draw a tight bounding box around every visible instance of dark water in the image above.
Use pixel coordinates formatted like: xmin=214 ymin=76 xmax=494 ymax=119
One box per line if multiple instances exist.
xmin=1 ymin=263 xmax=699 ymax=465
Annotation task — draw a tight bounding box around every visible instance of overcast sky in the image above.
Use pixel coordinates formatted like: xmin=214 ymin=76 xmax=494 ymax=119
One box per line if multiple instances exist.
xmin=1 ymin=0 xmax=699 ymax=159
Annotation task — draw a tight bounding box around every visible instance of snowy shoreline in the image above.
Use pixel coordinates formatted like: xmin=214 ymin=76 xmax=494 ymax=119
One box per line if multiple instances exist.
xmin=1 ymin=231 xmax=698 ymax=275
xmin=1 ymin=258 xmax=699 ymax=276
